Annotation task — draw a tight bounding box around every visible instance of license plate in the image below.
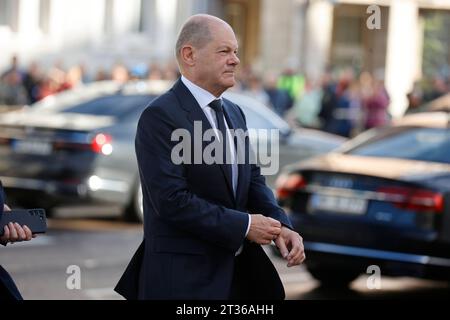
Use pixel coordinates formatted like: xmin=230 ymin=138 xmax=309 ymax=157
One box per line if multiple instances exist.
xmin=309 ymin=194 xmax=367 ymax=215
xmin=12 ymin=140 xmax=53 ymax=155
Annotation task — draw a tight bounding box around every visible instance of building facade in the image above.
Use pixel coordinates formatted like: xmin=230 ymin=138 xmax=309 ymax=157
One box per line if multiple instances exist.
xmin=1 ymin=0 xmax=450 ymax=115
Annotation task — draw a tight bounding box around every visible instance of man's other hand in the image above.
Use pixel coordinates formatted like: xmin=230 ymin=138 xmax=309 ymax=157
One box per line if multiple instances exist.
xmin=246 ymin=214 xmax=281 ymax=245
xmin=274 ymin=227 xmax=305 ymax=267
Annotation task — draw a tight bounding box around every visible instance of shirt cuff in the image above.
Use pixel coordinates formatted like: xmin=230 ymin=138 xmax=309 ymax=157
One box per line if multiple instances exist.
xmin=244 ymin=214 xmax=251 ymax=237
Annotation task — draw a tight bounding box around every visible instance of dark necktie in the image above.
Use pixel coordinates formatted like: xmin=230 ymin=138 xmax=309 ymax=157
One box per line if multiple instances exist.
xmin=208 ymin=99 xmax=233 ymax=191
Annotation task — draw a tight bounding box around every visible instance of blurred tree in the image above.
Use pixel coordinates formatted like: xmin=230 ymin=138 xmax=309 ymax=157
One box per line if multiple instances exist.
xmin=422 ymin=11 xmax=450 ymax=79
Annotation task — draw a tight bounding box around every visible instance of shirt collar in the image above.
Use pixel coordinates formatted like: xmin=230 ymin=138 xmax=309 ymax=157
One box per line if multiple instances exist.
xmin=181 ymin=75 xmax=222 ymax=111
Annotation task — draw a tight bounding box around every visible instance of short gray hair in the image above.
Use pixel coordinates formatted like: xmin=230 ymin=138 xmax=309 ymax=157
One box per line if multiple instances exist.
xmin=175 ymin=18 xmax=213 ymax=61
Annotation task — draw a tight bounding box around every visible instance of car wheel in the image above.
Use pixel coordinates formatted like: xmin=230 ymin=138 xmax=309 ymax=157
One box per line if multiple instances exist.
xmin=134 ymin=181 xmax=144 ymax=222
xmin=307 ymin=264 xmax=360 ymax=288
xmin=125 ymin=180 xmax=144 ymax=222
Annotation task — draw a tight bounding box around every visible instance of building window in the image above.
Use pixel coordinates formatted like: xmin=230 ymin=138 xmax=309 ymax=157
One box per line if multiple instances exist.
xmin=422 ymin=11 xmax=450 ymax=78
xmin=224 ymin=0 xmax=261 ymax=67
xmin=139 ymin=0 xmax=155 ymax=33
xmin=39 ymin=0 xmax=51 ymax=33
xmin=331 ymin=4 xmax=389 ymax=74
xmin=334 ymin=16 xmax=363 ymax=45
xmin=104 ymin=0 xmax=114 ymax=35
xmin=0 ymin=0 xmax=15 ymax=27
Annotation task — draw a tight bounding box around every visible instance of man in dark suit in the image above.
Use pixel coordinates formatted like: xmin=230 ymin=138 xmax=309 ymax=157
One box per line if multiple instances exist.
xmin=115 ymin=14 xmax=305 ymax=300
xmin=1 ymin=180 xmax=34 ymax=300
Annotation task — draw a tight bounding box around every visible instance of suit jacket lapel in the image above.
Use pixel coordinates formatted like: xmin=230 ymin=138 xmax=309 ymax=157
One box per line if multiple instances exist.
xmin=171 ymin=80 xmax=236 ymax=202
xmin=171 ymin=79 xmax=212 ymax=130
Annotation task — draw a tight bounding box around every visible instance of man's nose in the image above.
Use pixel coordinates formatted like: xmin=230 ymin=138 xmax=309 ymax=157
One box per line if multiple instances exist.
xmin=229 ymin=53 xmax=240 ymax=66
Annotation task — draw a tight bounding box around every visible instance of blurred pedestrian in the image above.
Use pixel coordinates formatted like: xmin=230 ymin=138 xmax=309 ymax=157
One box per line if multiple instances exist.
xmin=264 ymin=74 xmax=292 ymax=117
xmin=112 ymin=63 xmax=129 ymax=84
xmin=22 ymin=62 xmax=42 ymax=104
xmin=363 ymin=79 xmax=390 ymax=129
xmin=323 ymin=73 xmax=354 ymax=137
xmin=1 ymin=55 xmax=24 ymax=80
xmin=277 ymin=68 xmax=304 ymax=104
xmin=405 ymin=82 xmax=423 ymax=114
xmin=318 ymin=70 xmax=337 ymax=131
xmin=293 ymin=78 xmax=322 ymax=128
xmin=242 ymin=74 xmax=271 ymax=106
xmin=0 ymin=71 xmax=28 ymax=106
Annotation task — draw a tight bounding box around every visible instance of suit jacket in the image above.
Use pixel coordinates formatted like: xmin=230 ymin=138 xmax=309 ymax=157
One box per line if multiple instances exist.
xmin=115 ymin=79 xmax=292 ymax=300
xmin=0 ymin=181 xmax=23 ymax=300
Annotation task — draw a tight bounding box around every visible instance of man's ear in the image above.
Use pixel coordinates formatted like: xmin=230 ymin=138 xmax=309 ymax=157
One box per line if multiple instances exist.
xmin=181 ymin=45 xmax=195 ymax=67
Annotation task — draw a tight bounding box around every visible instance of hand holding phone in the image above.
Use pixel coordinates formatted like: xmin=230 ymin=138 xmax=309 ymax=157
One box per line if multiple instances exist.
xmin=0 ymin=209 xmax=47 ymax=237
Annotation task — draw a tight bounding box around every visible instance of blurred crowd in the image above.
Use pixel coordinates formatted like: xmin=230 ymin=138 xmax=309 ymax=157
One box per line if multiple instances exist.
xmin=0 ymin=55 xmax=180 ymax=106
xmin=234 ymin=66 xmax=449 ymax=137
xmin=1 ymin=55 xmax=449 ymax=138
xmin=234 ymin=67 xmax=393 ymax=137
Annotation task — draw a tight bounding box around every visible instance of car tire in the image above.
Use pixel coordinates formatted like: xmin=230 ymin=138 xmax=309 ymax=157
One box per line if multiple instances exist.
xmin=307 ymin=264 xmax=360 ymax=288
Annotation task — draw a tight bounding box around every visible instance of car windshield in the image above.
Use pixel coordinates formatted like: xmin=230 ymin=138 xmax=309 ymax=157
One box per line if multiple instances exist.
xmin=343 ymin=127 xmax=450 ymax=164
xmin=29 ymin=81 xmax=122 ymax=112
xmin=223 ymin=91 xmax=291 ymax=133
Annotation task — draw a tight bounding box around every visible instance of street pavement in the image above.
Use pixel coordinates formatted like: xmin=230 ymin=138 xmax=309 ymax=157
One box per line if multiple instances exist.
xmin=1 ymin=217 xmax=449 ymax=300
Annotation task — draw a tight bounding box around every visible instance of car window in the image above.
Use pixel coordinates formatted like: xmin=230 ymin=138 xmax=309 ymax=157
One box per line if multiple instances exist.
xmin=29 ymin=81 xmax=122 ymax=112
xmin=59 ymin=95 xmax=154 ymax=118
xmin=224 ymin=91 xmax=291 ymax=133
xmin=239 ymin=105 xmax=277 ymax=129
xmin=343 ymin=127 xmax=450 ymax=164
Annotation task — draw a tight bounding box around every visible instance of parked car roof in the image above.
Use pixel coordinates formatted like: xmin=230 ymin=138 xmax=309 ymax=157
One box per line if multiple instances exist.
xmin=392 ymin=111 xmax=450 ymax=128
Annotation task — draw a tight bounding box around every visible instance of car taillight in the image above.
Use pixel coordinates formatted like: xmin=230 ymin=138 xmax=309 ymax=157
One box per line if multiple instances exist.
xmin=91 ymin=133 xmax=113 ymax=155
xmin=377 ymin=186 xmax=444 ymax=213
xmin=276 ymin=173 xmax=306 ymax=201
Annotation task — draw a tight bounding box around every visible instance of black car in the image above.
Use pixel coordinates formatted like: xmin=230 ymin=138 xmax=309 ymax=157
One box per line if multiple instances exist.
xmin=275 ymin=111 xmax=450 ymax=286
xmin=0 ymin=80 xmax=344 ymax=221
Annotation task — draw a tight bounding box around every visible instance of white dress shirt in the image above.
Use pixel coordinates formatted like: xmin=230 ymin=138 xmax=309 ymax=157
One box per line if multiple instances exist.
xmin=181 ymin=76 xmax=250 ymax=255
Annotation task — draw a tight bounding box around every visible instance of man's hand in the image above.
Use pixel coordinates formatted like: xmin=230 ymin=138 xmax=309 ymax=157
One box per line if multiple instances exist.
xmin=246 ymin=214 xmax=282 ymax=245
xmin=1 ymin=204 xmax=35 ymax=244
xmin=274 ymin=227 xmax=305 ymax=267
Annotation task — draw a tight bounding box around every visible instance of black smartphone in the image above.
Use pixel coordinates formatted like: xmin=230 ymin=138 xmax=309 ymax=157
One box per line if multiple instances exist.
xmin=0 ymin=209 xmax=47 ymax=236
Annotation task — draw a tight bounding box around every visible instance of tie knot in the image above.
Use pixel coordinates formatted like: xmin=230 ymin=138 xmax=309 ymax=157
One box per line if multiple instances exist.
xmin=209 ymin=99 xmax=223 ymax=113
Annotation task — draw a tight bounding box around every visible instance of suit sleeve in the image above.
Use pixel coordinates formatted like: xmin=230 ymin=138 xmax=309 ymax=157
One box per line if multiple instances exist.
xmin=247 ymin=163 xmax=292 ymax=229
xmin=235 ymin=105 xmax=293 ymax=229
xmin=136 ymin=105 xmax=249 ymax=253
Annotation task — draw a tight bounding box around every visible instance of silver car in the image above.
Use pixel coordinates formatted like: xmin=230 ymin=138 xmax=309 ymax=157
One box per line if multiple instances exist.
xmin=0 ymin=80 xmax=345 ymax=221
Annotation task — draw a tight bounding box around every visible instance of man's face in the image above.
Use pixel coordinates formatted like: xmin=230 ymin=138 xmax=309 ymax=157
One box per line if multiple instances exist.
xmin=193 ymin=23 xmax=240 ymax=96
